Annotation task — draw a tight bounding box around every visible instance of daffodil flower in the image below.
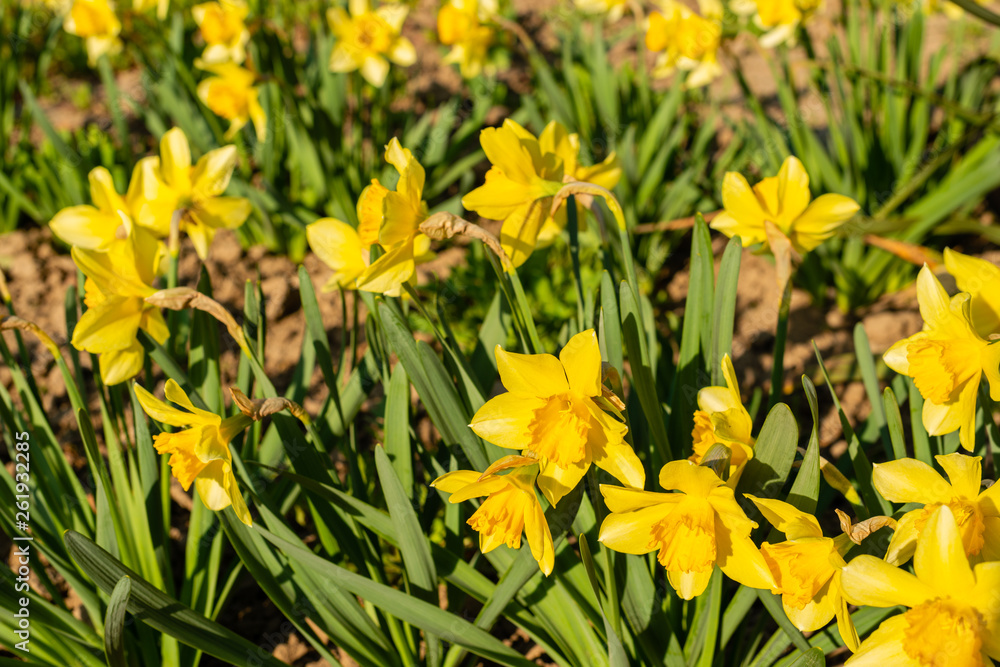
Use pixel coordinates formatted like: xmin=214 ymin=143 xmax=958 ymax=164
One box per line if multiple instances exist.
xmin=748 ymin=495 xmax=860 ymax=650
xmin=840 ymin=505 xmax=1000 ymax=665
xmin=71 ymin=220 xmax=167 ymax=385
xmin=353 ymin=138 xmax=435 ymax=295
xmin=873 ymin=453 xmax=1000 ymax=566
xmin=193 ymin=0 xmax=251 ymax=65
xmin=573 ymin=0 xmax=628 ymax=21
xmin=599 ymin=460 xmax=774 ymax=599
xmin=306 ymin=218 xmax=368 ymax=291
xmin=196 ymin=62 xmax=267 ymax=141
xmin=437 ymin=0 xmax=496 ymax=79
xmin=431 ymin=463 xmax=555 ymax=575
xmin=689 ymin=354 xmax=755 ymax=485
xmin=645 ymin=0 xmax=723 ymax=88
xmin=735 ymin=0 xmax=819 ymax=47
xmin=470 ymin=329 xmax=644 ymax=506
xmin=64 ymin=0 xmax=122 ymax=67
xmin=135 ymin=379 xmax=252 ymax=526
xmin=327 ymin=0 xmax=416 ymax=87
xmin=50 ymin=167 xmax=133 ymax=250
xmin=712 ymin=156 xmax=860 ymax=257
xmin=462 ymin=119 xmax=565 ymax=268
xmin=535 ymin=121 xmax=621 ymax=247
xmin=128 ymin=128 xmax=252 ymax=259
xmin=943 ymin=248 xmax=1000 ymax=339
xmin=883 ymin=266 xmax=1000 ymax=451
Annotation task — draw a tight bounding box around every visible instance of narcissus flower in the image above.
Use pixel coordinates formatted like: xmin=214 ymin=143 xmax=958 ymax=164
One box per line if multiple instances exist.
xmin=599 ymin=460 xmax=774 ymax=599
xmin=883 ymin=266 xmax=1000 ymax=451
xmin=71 ymin=222 xmax=167 ymax=385
xmin=712 ymin=156 xmax=860 ymax=257
xmin=645 ymin=0 xmax=723 ymax=88
xmin=135 ymin=379 xmax=252 ymax=526
xmin=748 ymin=495 xmax=859 ymax=650
xmin=431 ymin=464 xmax=555 ymax=575
xmin=327 ymin=0 xmax=416 ymax=87
xmin=193 ymin=0 xmax=250 ymax=65
xmin=470 ymin=329 xmax=644 ymax=506
xmin=535 ymin=121 xmax=621 ymax=246
xmin=738 ymin=0 xmax=819 ymax=47
xmin=128 ymin=128 xmax=252 ymax=258
xmin=50 ymin=167 xmax=133 ymax=250
xmin=196 ymin=62 xmax=267 ymax=141
xmin=840 ymin=505 xmax=1000 ymax=666
xmin=462 ymin=120 xmax=565 ymax=267
xmin=874 ymin=453 xmax=1000 ymax=566
xmin=437 ymin=0 xmax=496 ymax=79
xmin=943 ymin=248 xmax=1000 ymax=339
xmin=689 ymin=354 xmax=755 ymax=485
xmin=63 ymin=0 xmax=122 ymax=67
xmin=353 ymin=138 xmax=434 ymax=295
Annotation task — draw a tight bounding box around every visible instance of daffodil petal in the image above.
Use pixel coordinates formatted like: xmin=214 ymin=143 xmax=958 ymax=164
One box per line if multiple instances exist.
xmin=667 ymin=569 xmax=714 ymax=600
xmin=745 ymin=495 xmax=822 ymax=539
xmin=524 ymin=495 xmax=555 ymax=575
xmin=72 ymin=296 xmax=143 ymax=353
xmin=776 ymin=156 xmax=811 ymax=225
xmin=884 ymin=509 xmax=920 ymax=566
xmin=600 ymin=484 xmax=680 ymax=513
xmin=715 ymin=512 xmax=774 ymax=590
xmin=782 ymin=577 xmax=836 ymax=632
xmin=500 ymin=200 xmax=549 ymax=269
xmin=430 ymin=470 xmax=484 ymax=494
xmin=871 ymin=458 xmax=952 ymax=504
xmin=944 ymin=247 xmax=1000 ymax=338
xmin=935 ymin=452 xmax=983 ymax=499
xmin=915 ymin=265 xmax=952 ymax=330
xmin=658 ymin=460 xmax=723 ymax=498
xmin=790 ymin=194 xmax=859 ymax=252
xmin=356 ymin=239 xmax=415 ymax=294
xmin=590 ymin=430 xmax=645 ymax=490
xmin=840 ymin=554 xmax=934 ymax=608
xmin=469 ymin=392 xmax=544 ymax=449
xmin=50 ymin=206 xmax=120 ymax=249
xmin=536 ymin=459 xmax=587 ymax=507
xmin=99 ymin=341 xmax=145 ymax=386
xmin=845 ymin=615 xmax=919 ymax=666
xmin=599 ymin=503 xmax=673 ymax=554
xmin=195 ymin=460 xmax=233 ymax=511
xmin=495 ymin=346 xmax=568 ymax=397
xmin=134 ymin=382 xmax=198 ymax=427
xmin=913 ymin=505 xmax=975 ymax=593
xmin=559 ymin=329 xmax=602 ymax=397
xmin=306 ymin=218 xmax=366 ymax=289
xmin=160 ymin=127 xmax=192 ymax=190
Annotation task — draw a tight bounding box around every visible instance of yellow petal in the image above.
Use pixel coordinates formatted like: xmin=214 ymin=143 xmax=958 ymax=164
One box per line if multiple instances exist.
xmin=195 ymin=459 xmax=234 ymax=510
xmin=790 ymin=194 xmax=859 ymax=253
xmin=430 ymin=469 xmax=484 ymax=494
xmin=745 ymin=495 xmax=823 ymax=539
xmin=159 ymin=128 xmax=192 ymax=191
xmin=462 ymin=167 xmax=529 ymax=221
xmin=839 ymin=554 xmax=935 ymax=608
xmin=710 ymin=211 xmax=766 ymax=247
xmin=164 ymin=379 xmax=221 ymax=425
xmin=667 ymin=568 xmax=714 ymax=600
xmin=186 ymin=221 xmax=214 ymax=260
xmin=190 ymin=196 xmax=252 ymax=231
xmin=380 ymin=191 xmax=422 ymax=246
xmin=913 ymin=504 xmax=975 ymax=594
xmin=559 ymin=329 xmax=602 ymax=397
xmin=833 ymin=576 xmax=861 ymax=652
xmin=49 ymin=206 xmax=120 ymax=249
xmin=971 ymin=561 xmax=1000 ymax=658
xmin=915 ymin=265 xmax=953 ymax=329
xmin=600 ymin=484 xmax=681 ymax=513
xmin=921 ymin=377 xmax=980 ymax=451
xmin=883 ymin=509 xmax=920 ymax=566
xmin=126 ymin=157 xmax=174 ymax=237
xmin=500 ymin=200 xmax=549 ymax=269
xmin=360 ymin=55 xmax=390 ymax=87
xmin=872 ymin=458 xmax=952 ymax=504
xmin=658 ymin=459 xmax=723 ymax=497
xmin=720 ymin=171 xmax=767 ymax=232
xmin=469 ymin=392 xmax=545 ymax=449
xmin=134 ymin=381 xmax=200 ymax=427
xmin=715 ymin=512 xmax=775 ymax=590
xmin=775 ymin=156 xmax=811 ymax=225
xmin=598 ymin=502 xmax=673 ymax=554
xmin=783 ymin=577 xmax=836 ymax=633
xmin=882 ymin=337 xmax=913 ymax=376
xmin=590 ymin=426 xmax=644 ymax=490
xmin=226 ymin=468 xmax=253 ymax=526
xmin=306 ymin=218 xmax=366 ymax=289
xmin=536 ymin=459 xmax=588 ymax=507
xmin=845 ymin=615 xmax=918 ymax=666
xmin=328 ymin=42 xmax=357 ymax=72
xmin=447 ymin=475 xmax=510 ymax=503
xmin=944 ymin=247 xmax=1000 ymax=338
xmin=523 ymin=494 xmax=555 ymax=575
xmin=72 ymin=296 xmax=144 ymax=353
xmin=495 ymin=346 xmax=569 ymax=398
xmin=191 ymin=145 xmax=238 ymax=197
xmin=935 ymin=452 xmax=983 ymax=499
xmin=384 ymin=137 xmax=425 ymax=203
xmin=356 ymin=239 xmax=415 ymax=294
xmin=98 ymin=340 xmax=145 ymax=385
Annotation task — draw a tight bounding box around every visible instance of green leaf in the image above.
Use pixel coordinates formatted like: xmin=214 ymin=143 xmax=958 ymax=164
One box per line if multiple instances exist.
xmin=103 ymin=576 xmax=131 ymax=667
xmin=64 ymin=531 xmax=288 ymax=667
xmin=710 ymin=236 xmax=742 ymax=387
xmin=737 ymin=403 xmax=799 ymax=507
xmin=883 ymin=387 xmax=908 ymax=461
xmin=383 ymin=366 xmax=414 ymax=491
xmin=787 ymin=377 xmax=821 ymax=514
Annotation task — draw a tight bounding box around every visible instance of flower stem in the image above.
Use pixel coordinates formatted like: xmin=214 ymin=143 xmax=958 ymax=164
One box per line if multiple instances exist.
xmin=567 ymin=195 xmax=586 ymax=334
xmin=768 ymin=276 xmax=793 ymax=410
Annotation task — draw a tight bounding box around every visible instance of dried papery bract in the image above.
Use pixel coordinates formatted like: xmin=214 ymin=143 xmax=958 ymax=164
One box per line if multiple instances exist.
xmin=0 ymin=316 xmax=61 ymax=359
xmin=418 ymin=211 xmax=512 ymax=270
xmin=145 ymin=287 xmax=250 ymax=357
xmin=835 ymin=509 xmax=897 ymax=545
xmin=229 ymin=386 xmax=310 ymax=426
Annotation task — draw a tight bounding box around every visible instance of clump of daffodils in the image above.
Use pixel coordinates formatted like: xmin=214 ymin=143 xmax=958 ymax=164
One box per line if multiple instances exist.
xmin=193 ymin=0 xmax=251 ymax=65
xmin=436 ymin=0 xmax=498 ymax=79
xmin=327 ymin=0 xmax=416 ymax=87
xmin=733 ymin=0 xmax=821 ymax=47
xmin=645 ymin=0 xmax=723 ymax=87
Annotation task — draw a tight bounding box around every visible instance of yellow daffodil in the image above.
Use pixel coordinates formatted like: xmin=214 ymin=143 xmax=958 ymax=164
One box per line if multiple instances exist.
xmin=573 ymin=0 xmax=628 ymax=21
xmin=135 ymin=379 xmax=252 ymax=526
xmin=431 ymin=463 xmax=555 ymax=575
xmin=352 ymin=138 xmax=435 ymax=295
xmin=735 ymin=0 xmax=819 ymax=47
xmin=462 ymin=120 xmax=565 ymax=268
xmin=689 ymin=354 xmax=755 ymax=485
xmin=71 ymin=221 xmax=167 ymax=385
xmin=535 ymin=121 xmax=621 ymax=246
xmin=196 ymin=62 xmax=266 ymax=141
xmin=128 ymin=128 xmax=252 ymax=259
xmin=63 ymin=0 xmax=122 ymax=67
xmin=437 ymin=0 xmax=496 ymax=79
xmin=874 ymin=453 xmax=1000 ymax=566
xmin=840 ymin=505 xmax=1000 ymax=666
xmin=712 ymin=156 xmax=860 ymax=256
xmin=943 ymin=248 xmax=1000 ymax=339
xmin=306 ymin=218 xmax=368 ymax=291
xmin=599 ymin=460 xmax=774 ymax=599
xmin=193 ymin=0 xmax=250 ymax=65
xmin=645 ymin=0 xmax=723 ymax=88
xmin=748 ymin=495 xmax=860 ymax=650
xmin=883 ymin=266 xmax=1000 ymax=451
xmin=470 ymin=329 xmax=644 ymax=507
xmin=327 ymin=0 xmax=416 ymax=87
xmin=50 ymin=167 xmax=133 ymax=250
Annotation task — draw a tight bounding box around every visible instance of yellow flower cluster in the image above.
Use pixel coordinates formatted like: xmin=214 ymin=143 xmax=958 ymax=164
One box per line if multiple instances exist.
xmin=48 ymin=127 xmax=250 ymax=385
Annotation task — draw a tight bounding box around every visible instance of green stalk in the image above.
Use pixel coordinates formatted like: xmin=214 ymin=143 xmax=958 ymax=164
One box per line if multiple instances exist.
xmin=567 ymin=196 xmax=586 ymax=334
xmin=768 ymin=277 xmax=793 ymax=410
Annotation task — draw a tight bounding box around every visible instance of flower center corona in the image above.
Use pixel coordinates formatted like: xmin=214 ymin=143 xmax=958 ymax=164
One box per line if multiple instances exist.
xmin=526 ymin=393 xmax=591 ymax=467
xmin=760 ymin=539 xmax=836 ymax=609
xmin=467 ymin=488 xmax=525 ymax=551
xmin=907 ymin=338 xmax=982 ymax=404
xmin=903 ymin=598 xmax=985 ymax=667
xmin=915 ymin=499 xmax=985 ymax=556
xmin=648 ymin=497 xmax=716 ymax=572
